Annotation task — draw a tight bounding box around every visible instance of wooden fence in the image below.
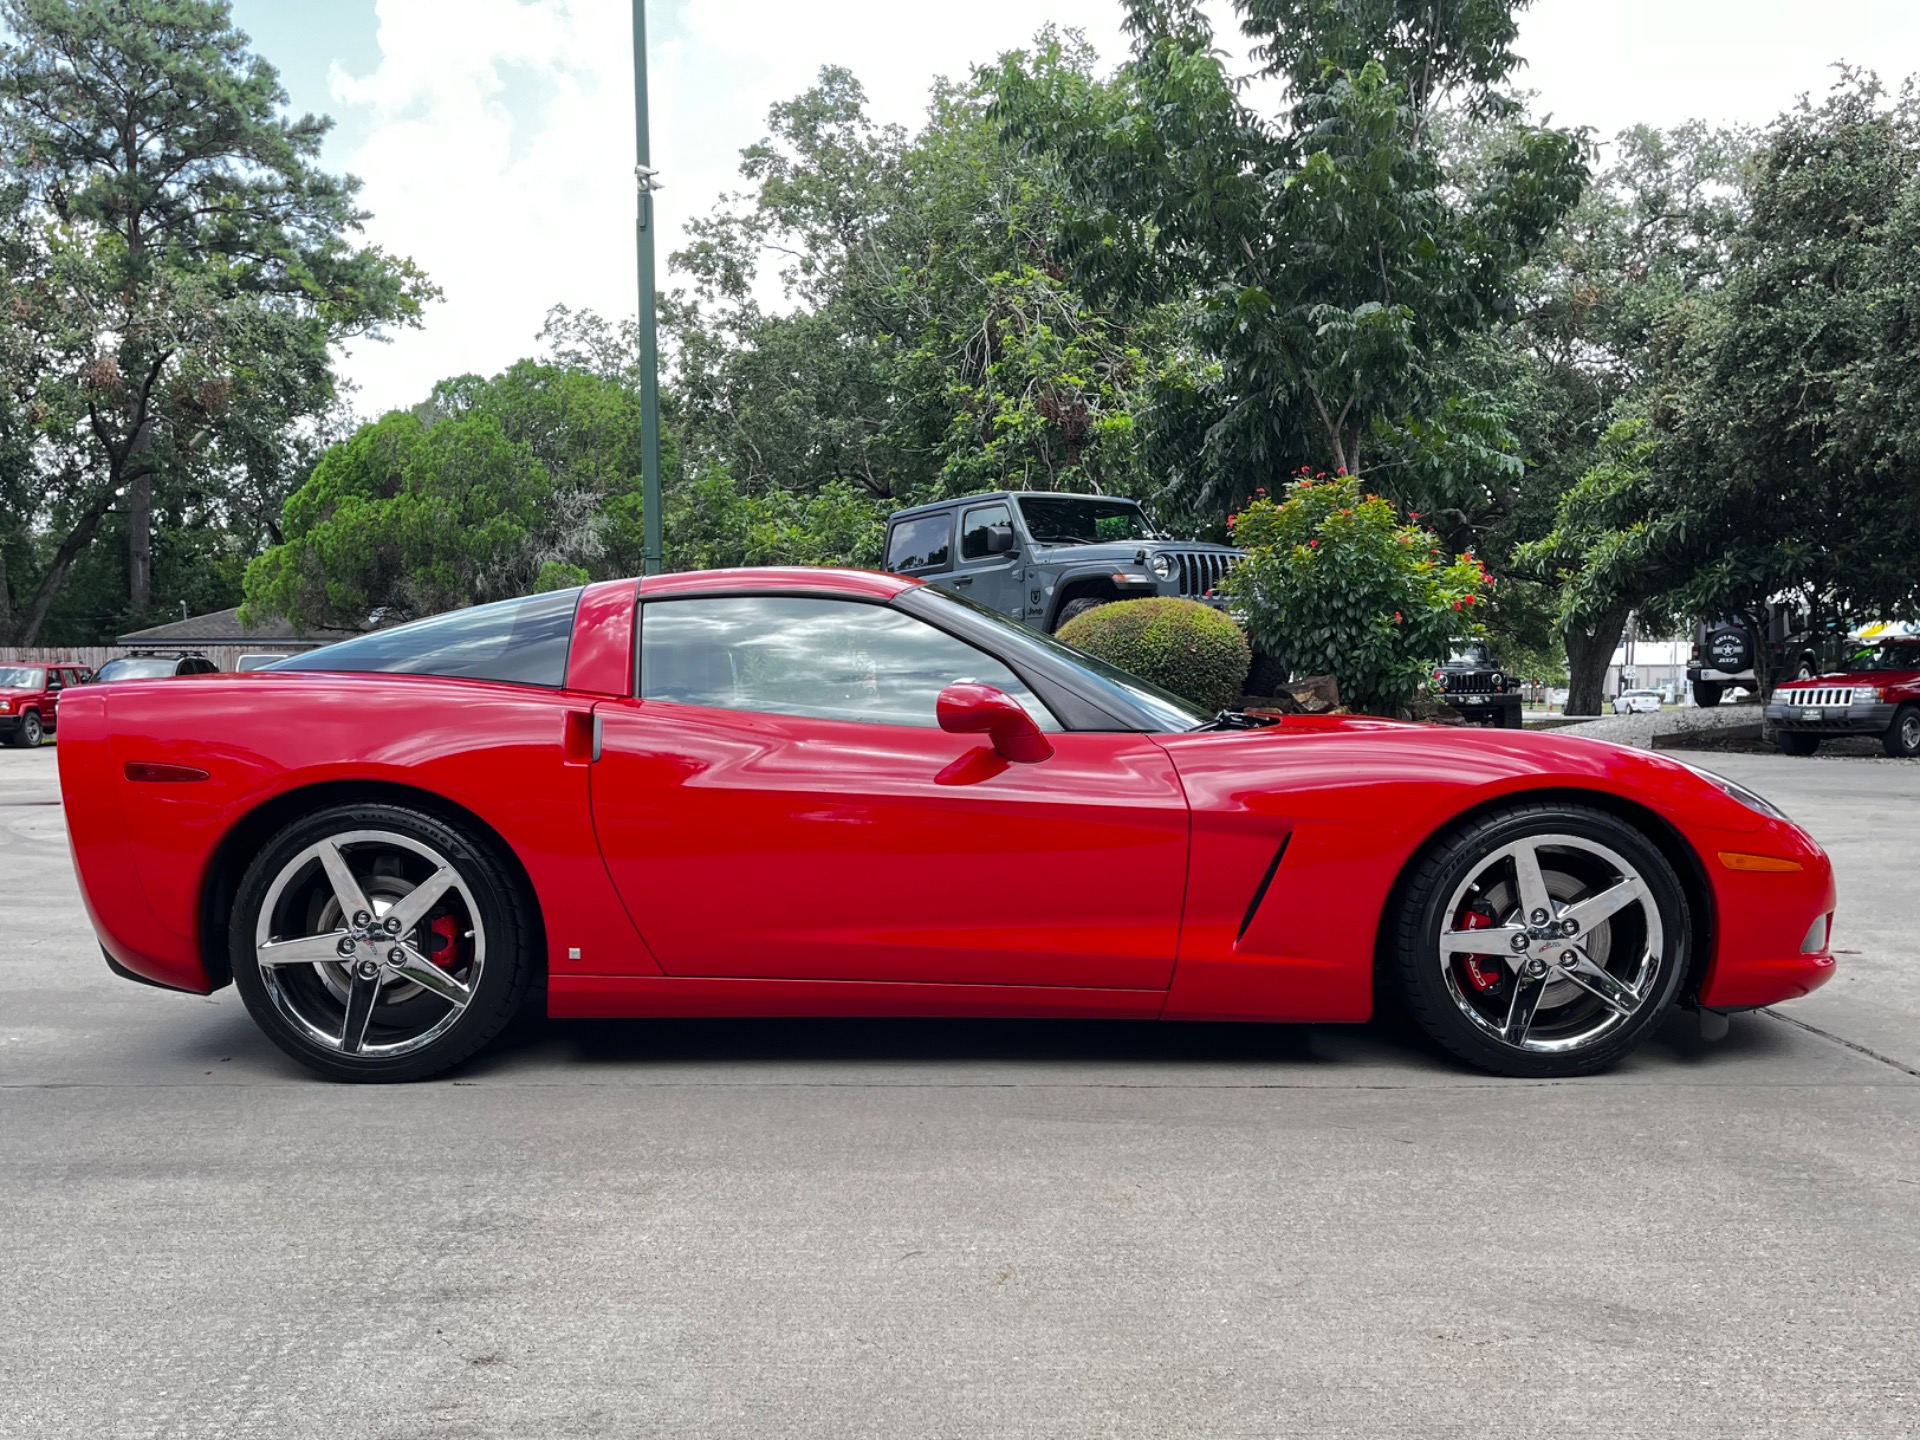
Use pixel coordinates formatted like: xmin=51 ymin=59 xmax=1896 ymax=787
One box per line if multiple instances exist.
xmin=0 ymin=645 xmax=301 ymax=672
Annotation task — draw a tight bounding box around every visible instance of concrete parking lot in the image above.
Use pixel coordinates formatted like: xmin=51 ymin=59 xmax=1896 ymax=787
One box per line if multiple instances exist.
xmin=3 ymin=742 xmax=1916 ymax=1439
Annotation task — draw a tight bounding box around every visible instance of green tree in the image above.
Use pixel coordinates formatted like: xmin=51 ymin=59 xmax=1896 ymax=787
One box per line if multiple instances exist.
xmin=0 ymin=0 xmax=433 ymax=643
xmin=1221 ymin=472 xmax=1488 ymax=714
xmin=989 ymin=0 xmax=1586 ymax=521
xmin=242 ymin=363 xmax=649 ymax=628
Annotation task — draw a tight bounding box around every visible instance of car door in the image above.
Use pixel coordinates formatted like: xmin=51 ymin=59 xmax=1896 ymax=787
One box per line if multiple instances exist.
xmin=590 ymin=593 xmax=1190 ymax=990
xmin=949 ymin=500 xmax=1023 ymax=620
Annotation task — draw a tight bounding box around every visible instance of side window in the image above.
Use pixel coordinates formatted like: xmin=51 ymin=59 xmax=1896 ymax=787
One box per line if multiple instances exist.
xmin=960 ymin=503 xmax=1012 ymax=562
xmin=45 ymin=670 xmax=63 ymax=691
xmin=272 ymin=589 xmax=582 ymax=687
xmin=885 ymin=513 xmax=952 ymax=573
xmin=641 ymin=596 xmax=1059 ymax=731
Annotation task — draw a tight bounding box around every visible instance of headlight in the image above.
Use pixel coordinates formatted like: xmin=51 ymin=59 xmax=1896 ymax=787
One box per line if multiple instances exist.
xmin=1854 ymin=686 xmax=1883 ymax=703
xmin=1149 ymin=553 xmax=1175 ymax=581
xmin=0 ymin=700 xmax=10 ymax=712
xmin=1678 ymin=761 xmax=1791 ymax=822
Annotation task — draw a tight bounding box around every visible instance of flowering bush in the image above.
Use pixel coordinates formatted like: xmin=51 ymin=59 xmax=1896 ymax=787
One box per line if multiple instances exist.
xmin=1219 ymin=471 xmax=1489 ymax=715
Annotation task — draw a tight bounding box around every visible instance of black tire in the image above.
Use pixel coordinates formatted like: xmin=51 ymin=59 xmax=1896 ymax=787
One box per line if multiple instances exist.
xmin=1052 ymin=596 xmax=1109 ymax=633
xmin=1391 ymin=802 xmax=1690 ymax=1078
xmin=1693 ymin=682 xmax=1723 ymax=708
xmin=229 ymin=802 xmax=537 ymax=1082
xmin=1884 ymin=703 xmax=1920 ymax=759
xmin=1494 ymin=703 xmax=1523 ymax=730
xmin=1244 ymin=650 xmax=1287 ymax=699
xmin=1778 ymin=731 xmax=1820 ymax=757
xmin=5 ymin=710 xmax=44 ymax=748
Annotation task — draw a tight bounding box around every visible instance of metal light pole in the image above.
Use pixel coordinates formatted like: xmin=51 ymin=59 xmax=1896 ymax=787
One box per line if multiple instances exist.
xmin=633 ymin=0 xmax=664 ymax=575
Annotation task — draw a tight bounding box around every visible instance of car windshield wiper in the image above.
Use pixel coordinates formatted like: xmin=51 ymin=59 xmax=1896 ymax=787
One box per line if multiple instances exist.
xmin=1027 ymin=533 xmax=1096 ymax=546
xmin=1194 ymin=710 xmax=1282 ymax=732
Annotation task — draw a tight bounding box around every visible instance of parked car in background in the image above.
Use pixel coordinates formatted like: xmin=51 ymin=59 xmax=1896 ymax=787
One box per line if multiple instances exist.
xmin=1434 ymin=642 xmax=1523 ymax=728
xmin=883 ymin=491 xmax=1241 ymax=634
xmin=234 ymin=654 xmax=289 ymax=672
xmin=94 ymin=652 xmax=221 ymax=682
xmin=1765 ymin=636 xmax=1920 ymax=757
xmin=0 ymin=662 xmax=96 ymax=747
xmin=1687 ymin=607 xmax=1828 ymax=706
xmin=1613 ymin=690 xmax=1663 ymax=715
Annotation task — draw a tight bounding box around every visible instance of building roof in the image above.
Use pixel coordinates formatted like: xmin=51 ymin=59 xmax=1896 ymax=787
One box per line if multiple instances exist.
xmin=117 ymin=607 xmax=358 ymax=651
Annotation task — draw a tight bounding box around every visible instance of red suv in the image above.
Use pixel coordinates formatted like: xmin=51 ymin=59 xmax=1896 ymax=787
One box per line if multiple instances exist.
xmin=0 ymin=662 xmax=97 ymax=748
xmin=1765 ymin=636 xmax=1920 ymax=757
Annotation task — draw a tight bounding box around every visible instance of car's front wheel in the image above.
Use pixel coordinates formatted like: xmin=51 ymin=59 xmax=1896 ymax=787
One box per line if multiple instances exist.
xmin=5 ymin=710 xmax=43 ymax=748
xmin=1391 ymin=803 xmax=1690 ymax=1078
xmin=230 ymin=803 xmax=536 ymax=1082
xmin=1885 ymin=704 xmax=1920 ymax=759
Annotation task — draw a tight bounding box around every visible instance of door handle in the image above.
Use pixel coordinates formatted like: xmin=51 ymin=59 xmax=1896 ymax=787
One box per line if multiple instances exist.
xmin=563 ymin=710 xmax=602 ymax=765
xmin=954 ymin=576 xmax=973 ymax=586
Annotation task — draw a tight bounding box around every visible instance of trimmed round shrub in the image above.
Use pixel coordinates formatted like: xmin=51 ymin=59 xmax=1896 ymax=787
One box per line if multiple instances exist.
xmin=1057 ymin=597 xmax=1252 ymax=713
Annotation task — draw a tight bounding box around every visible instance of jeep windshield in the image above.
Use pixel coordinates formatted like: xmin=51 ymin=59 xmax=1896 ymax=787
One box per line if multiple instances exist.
xmin=1016 ymin=496 xmax=1156 ymax=545
xmin=0 ymin=666 xmax=45 ymax=688
xmin=1842 ymin=639 xmax=1920 ymax=672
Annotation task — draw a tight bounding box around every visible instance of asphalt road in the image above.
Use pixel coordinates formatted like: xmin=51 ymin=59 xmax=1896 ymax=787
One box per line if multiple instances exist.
xmin=3 ymin=742 xmax=1916 ymax=1439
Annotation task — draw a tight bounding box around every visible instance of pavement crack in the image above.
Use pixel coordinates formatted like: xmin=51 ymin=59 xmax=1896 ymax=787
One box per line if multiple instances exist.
xmin=1761 ymin=1008 xmax=1920 ymax=1079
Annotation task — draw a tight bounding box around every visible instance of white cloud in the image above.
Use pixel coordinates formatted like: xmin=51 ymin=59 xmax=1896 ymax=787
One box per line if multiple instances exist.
xmin=328 ymin=0 xmax=1920 ymax=417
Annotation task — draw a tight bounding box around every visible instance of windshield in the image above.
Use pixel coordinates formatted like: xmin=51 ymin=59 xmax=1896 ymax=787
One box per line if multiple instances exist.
xmin=0 ymin=666 xmax=45 ymax=688
xmin=912 ymin=586 xmax=1211 ymax=731
xmin=1843 ymin=640 xmax=1920 ymax=673
xmin=96 ymin=658 xmax=183 ymax=681
xmin=1016 ymin=496 xmax=1156 ymax=545
xmin=1448 ymin=646 xmax=1491 ymax=665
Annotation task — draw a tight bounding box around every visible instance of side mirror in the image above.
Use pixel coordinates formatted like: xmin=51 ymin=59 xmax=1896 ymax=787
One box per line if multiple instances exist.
xmin=984 ymin=523 xmax=1016 ymax=555
xmin=937 ymin=682 xmax=1053 ymax=764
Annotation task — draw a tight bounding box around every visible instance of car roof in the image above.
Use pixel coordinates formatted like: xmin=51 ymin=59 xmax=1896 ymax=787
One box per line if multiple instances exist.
xmin=638 ymin=567 xmax=919 ymax=601
xmin=887 ymin=491 xmax=1145 ymax=521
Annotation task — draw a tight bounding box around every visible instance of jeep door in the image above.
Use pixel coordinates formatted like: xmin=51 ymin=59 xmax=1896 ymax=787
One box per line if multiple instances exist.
xmin=950 ymin=500 xmax=1024 ymax=621
xmin=590 ymin=593 xmax=1189 ymax=989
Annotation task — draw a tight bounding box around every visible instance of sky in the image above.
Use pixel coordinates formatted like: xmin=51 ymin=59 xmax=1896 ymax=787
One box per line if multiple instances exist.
xmin=225 ymin=0 xmax=1920 ymax=419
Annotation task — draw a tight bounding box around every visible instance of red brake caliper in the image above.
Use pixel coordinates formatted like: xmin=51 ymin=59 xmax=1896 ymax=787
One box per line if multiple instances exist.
xmin=1457 ymin=908 xmax=1505 ymax=992
xmin=427 ymin=913 xmax=462 ymax=970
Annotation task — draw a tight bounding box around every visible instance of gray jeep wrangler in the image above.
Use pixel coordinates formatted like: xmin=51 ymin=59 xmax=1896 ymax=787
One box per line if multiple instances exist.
xmin=882 ymin=491 xmax=1242 ymax=633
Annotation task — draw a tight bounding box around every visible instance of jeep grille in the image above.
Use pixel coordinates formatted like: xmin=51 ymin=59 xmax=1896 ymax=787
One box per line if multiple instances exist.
xmin=1782 ymin=686 xmax=1855 ymax=708
xmin=1173 ymin=551 xmax=1238 ymax=597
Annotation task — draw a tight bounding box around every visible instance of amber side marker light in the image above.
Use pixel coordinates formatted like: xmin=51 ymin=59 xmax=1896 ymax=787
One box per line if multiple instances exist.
xmin=124 ymin=762 xmax=210 ymax=784
xmin=1718 ymin=852 xmax=1804 ymax=873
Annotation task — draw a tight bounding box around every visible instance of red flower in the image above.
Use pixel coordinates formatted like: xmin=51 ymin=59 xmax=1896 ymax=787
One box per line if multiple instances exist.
xmin=1452 ymin=600 xmax=1463 ymax=610
xmin=1394 ymin=611 xmax=1403 ymax=622
xmin=1226 ymin=515 xmax=1237 ymax=528
xmin=1409 ymin=511 xmax=1421 ymax=520
xmin=1336 ymin=467 xmax=1347 ymax=476
xmin=1309 ymin=539 xmax=1319 ymax=547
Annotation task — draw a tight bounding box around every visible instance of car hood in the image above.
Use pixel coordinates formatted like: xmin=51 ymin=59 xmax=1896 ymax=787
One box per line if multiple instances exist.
xmin=1779 ymin=668 xmax=1920 ymax=689
xmin=1033 ymin=540 xmax=1241 ymax=562
xmin=0 ymin=686 xmax=42 ymax=700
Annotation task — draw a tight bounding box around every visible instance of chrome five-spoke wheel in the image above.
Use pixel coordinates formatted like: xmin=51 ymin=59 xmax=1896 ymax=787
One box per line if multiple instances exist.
xmin=231 ymin=804 xmax=533 ymax=1082
xmin=254 ymin=830 xmax=485 ymax=1059
xmin=1394 ymin=804 xmax=1689 ymax=1077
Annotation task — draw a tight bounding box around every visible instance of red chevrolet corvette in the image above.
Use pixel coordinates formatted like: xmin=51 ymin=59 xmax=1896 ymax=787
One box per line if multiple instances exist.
xmin=59 ymin=569 xmax=1836 ymax=1082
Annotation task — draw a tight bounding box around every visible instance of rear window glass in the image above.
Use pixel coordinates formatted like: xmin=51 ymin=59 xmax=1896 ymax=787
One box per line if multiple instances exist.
xmin=274 ymin=589 xmax=582 ymax=688
xmin=96 ymin=658 xmax=184 ymax=681
xmin=886 ymin=513 xmax=952 ymax=572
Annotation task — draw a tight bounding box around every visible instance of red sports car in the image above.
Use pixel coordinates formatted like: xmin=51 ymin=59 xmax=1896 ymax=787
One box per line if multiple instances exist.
xmin=58 ymin=569 xmax=1837 ymax=1082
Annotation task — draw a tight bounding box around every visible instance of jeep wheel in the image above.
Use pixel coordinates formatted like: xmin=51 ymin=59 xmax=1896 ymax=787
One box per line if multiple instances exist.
xmin=1778 ymin=731 xmax=1820 ymax=757
xmin=1884 ymin=704 xmax=1920 ymax=759
xmin=1053 ymin=597 xmax=1108 ymax=632
xmin=1693 ymin=682 xmax=1724 ymax=708
xmin=5 ymin=710 xmax=43 ymax=748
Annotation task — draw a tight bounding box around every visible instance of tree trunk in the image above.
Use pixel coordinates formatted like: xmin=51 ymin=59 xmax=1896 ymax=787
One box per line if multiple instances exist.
xmin=0 ymin=541 xmax=12 ymax=645
xmin=128 ymin=419 xmax=153 ymax=613
xmin=1564 ymin=608 xmax=1628 ymax=716
xmin=18 ymin=497 xmax=116 ymax=646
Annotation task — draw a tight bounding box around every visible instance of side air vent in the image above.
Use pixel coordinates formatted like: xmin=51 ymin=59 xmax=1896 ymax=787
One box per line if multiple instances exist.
xmin=1235 ymin=833 xmax=1293 ymax=945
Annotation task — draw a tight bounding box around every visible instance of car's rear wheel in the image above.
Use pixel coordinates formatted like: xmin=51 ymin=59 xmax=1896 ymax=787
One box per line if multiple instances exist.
xmin=6 ymin=710 xmax=43 ymax=748
xmin=1391 ymin=803 xmax=1689 ymax=1078
xmin=230 ymin=803 xmax=536 ymax=1082
xmin=1884 ymin=704 xmax=1920 ymax=759
xmin=1778 ymin=731 xmax=1820 ymax=757
xmin=1693 ymin=682 xmax=1723 ymax=708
